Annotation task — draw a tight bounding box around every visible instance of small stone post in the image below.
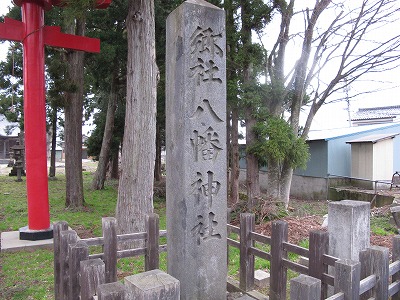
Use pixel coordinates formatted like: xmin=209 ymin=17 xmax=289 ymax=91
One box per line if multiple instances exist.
xmin=166 ymin=0 xmax=227 ymax=299
xmin=328 ymin=200 xmax=370 ymax=260
xmin=124 ymin=269 xmax=180 ymax=300
xmin=290 ymin=274 xmax=321 ymax=300
xmin=97 ymin=282 xmax=127 ymax=300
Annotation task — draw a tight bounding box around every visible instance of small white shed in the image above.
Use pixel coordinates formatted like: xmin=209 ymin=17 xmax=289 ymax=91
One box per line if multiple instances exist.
xmin=346 ymin=133 xmax=398 ymax=182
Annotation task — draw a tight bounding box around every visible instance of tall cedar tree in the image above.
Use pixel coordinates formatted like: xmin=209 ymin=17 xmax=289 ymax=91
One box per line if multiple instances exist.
xmin=116 ymin=0 xmax=158 ymax=237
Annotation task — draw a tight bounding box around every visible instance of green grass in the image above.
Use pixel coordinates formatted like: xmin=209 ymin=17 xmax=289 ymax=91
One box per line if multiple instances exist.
xmin=0 ymin=172 xmax=166 ymax=299
xmin=1 ymin=171 xmax=396 ymax=299
xmin=370 ymin=215 xmax=398 ymax=236
xmin=1 ymin=250 xmax=54 ymax=299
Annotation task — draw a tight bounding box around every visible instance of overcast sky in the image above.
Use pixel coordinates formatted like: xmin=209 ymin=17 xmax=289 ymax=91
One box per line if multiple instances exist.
xmin=1 ymin=0 xmax=399 ymax=134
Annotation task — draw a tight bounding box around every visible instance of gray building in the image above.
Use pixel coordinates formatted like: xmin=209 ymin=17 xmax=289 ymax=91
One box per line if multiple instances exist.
xmin=295 ymin=122 xmax=400 ymax=179
xmin=0 ymin=134 xmax=19 ymax=163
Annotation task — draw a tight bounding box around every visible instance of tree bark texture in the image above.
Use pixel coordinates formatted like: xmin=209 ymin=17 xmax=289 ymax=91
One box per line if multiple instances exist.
xmin=266 ymin=158 xmax=293 ymax=209
xmin=49 ymin=110 xmax=57 ymax=178
xmin=229 ymin=107 xmax=240 ymax=206
xmin=92 ymin=72 xmax=118 ymax=190
xmin=108 ymin=150 xmax=119 ymax=180
xmin=116 ymin=0 xmax=157 ymax=236
xmin=64 ymin=18 xmax=86 ymax=208
xmin=246 ymin=112 xmax=260 ymax=209
xmin=279 ymin=161 xmax=293 ymax=209
xmin=154 ymin=122 xmax=162 ymax=182
xmin=240 ymin=0 xmax=260 ymax=209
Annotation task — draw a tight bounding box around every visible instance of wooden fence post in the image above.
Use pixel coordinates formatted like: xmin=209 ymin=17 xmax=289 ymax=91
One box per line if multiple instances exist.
xmin=334 ymin=259 xmax=360 ymax=300
xmin=239 ymin=213 xmax=255 ymax=291
xmin=68 ymin=241 xmax=89 ymax=300
xmin=80 ymin=258 xmax=106 ymax=300
xmin=145 ymin=213 xmax=160 ymax=271
xmin=102 ymin=217 xmax=117 ymax=283
xmin=309 ymin=230 xmax=329 ymax=298
xmin=270 ymin=220 xmax=288 ymax=300
xmin=359 ymin=246 xmax=389 ymax=300
xmin=60 ymin=230 xmax=78 ymax=300
xmin=392 ymin=236 xmax=400 ymax=300
xmin=290 ymin=274 xmax=321 ymax=300
xmin=97 ymin=282 xmax=127 ymax=300
xmin=53 ymin=221 xmax=68 ymax=300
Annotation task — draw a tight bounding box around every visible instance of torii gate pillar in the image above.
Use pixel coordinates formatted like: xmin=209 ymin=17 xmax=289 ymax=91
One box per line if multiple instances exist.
xmin=0 ymin=0 xmax=111 ymax=240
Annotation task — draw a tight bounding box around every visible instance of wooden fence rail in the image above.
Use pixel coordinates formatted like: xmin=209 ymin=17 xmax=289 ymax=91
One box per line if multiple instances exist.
xmin=54 ymin=213 xmax=164 ymax=300
xmin=228 ymin=213 xmax=400 ymax=300
xmin=54 ymin=212 xmax=400 ymax=299
xmin=227 ymin=213 xmax=336 ymax=299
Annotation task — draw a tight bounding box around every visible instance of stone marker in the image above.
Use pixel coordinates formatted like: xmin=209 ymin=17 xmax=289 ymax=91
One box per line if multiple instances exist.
xmin=254 ymin=270 xmax=270 ymax=288
xmin=290 ymin=274 xmax=321 ymax=300
xmin=124 ymin=269 xmax=179 ymax=300
xmin=328 ymin=200 xmax=370 ymax=260
xmin=166 ymin=0 xmax=227 ymax=299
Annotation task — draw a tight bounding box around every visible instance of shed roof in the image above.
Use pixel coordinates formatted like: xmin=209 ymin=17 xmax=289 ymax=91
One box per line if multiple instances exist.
xmin=307 ymin=122 xmax=400 ymax=141
xmin=346 ymin=133 xmax=398 ymax=144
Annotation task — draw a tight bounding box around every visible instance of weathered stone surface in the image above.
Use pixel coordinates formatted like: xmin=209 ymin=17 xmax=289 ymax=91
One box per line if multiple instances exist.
xmin=254 ymin=270 xmax=270 ymax=288
xmin=328 ymin=200 xmax=370 ymax=260
xmin=98 ymin=282 xmax=126 ymax=300
xmin=124 ymin=269 xmax=179 ymax=300
xmin=166 ymin=0 xmax=227 ymax=299
xmin=290 ymin=274 xmax=321 ymax=300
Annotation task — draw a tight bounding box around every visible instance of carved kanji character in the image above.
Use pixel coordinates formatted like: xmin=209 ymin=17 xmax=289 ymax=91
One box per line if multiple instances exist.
xmin=191 ymin=212 xmax=221 ymax=245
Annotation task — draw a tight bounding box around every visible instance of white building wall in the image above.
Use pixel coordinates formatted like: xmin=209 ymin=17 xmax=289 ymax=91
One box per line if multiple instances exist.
xmin=351 ymin=143 xmax=373 ymax=180
xmin=373 ymin=139 xmax=393 ymax=181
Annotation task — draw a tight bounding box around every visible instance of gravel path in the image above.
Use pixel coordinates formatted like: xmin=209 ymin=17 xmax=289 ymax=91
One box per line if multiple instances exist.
xmin=0 ymin=160 xmax=98 ymax=176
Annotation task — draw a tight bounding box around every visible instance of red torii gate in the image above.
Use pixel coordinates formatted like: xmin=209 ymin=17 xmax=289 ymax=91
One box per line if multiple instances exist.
xmin=0 ymin=0 xmax=111 ymax=240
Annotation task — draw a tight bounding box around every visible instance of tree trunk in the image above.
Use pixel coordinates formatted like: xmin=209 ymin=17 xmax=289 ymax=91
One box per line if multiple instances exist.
xmin=64 ymin=18 xmax=85 ymax=208
xmin=108 ymin=150 xmax=119 ymax=179
xmin=154 ymin=122 xmax=162 ymax=182
xmin=266 ymin=158 xmax=293 ymax=209
xmin=266 ymin=158 xmax=281 ymax=201
xmin=229 ymin=106 xmax=240 ymax=206
xmin=49 ymin=109 xmax=57 ymax=178
xmin=92 ymin=72 xmax=118 ymax=190
xmin=240 ymin=0 xmax=260 ymax=209
xmin=116 ymin=0 xmax=157 ymax=237
xmin=279 ymin=160 xmax=293 ymax=209
xmin=246 ymin=113 xmax=260 ymax=209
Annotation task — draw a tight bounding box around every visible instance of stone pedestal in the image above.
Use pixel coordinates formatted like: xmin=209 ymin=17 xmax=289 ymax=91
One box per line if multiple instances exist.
xmin=166 ymin=0 xmax=227 ymax=299
xmin=124 ymin=269 xmax=179 ymax=300
xmin=290 ymin=275 xmax=321 ymax=300
xmin=328 ymin=200 xmax=370 ymax=260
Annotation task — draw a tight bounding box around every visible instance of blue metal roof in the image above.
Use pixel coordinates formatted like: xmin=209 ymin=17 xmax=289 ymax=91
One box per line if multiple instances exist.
xmin=307 ymin=122 xmax=400 ymax=141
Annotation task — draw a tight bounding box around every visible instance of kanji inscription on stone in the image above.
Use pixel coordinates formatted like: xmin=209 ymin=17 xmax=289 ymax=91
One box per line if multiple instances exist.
xmin=166 ymin=0 xmax=227 ymax=299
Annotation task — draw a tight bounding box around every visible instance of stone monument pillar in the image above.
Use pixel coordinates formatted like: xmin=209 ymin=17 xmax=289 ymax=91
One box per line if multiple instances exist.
xmin=166 ymin=1 xmax=227 ymax=299
xmin=328 ymin=200 xmax=370 ymax=260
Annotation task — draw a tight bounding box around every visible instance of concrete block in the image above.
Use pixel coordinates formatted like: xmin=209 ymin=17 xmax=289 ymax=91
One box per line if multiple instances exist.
xmin=254 ymin=270 xmax=270 ymax=288
xmin=1 ymin=230 xmax=53 ymax=252
xmin=124 ymin=269 xmax=179 ymax=300
xmin=328 ymin=200 xmax=370 ymax=261
xmin=290 ymin=274 xmax=321 ymax=300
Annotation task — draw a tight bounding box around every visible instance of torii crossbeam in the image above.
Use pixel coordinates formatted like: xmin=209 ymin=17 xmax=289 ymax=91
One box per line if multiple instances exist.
xmin=0 ymin=0 xmax=111 ymax=240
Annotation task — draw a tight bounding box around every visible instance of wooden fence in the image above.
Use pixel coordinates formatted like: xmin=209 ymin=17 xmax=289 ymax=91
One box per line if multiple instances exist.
xmin=228 ymin=213 xmax=400 ymax=300
xmin=54 ymin=213 xmax=165 ymax=300
xmin=54 ymin=212 xmax=400 ymax=299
